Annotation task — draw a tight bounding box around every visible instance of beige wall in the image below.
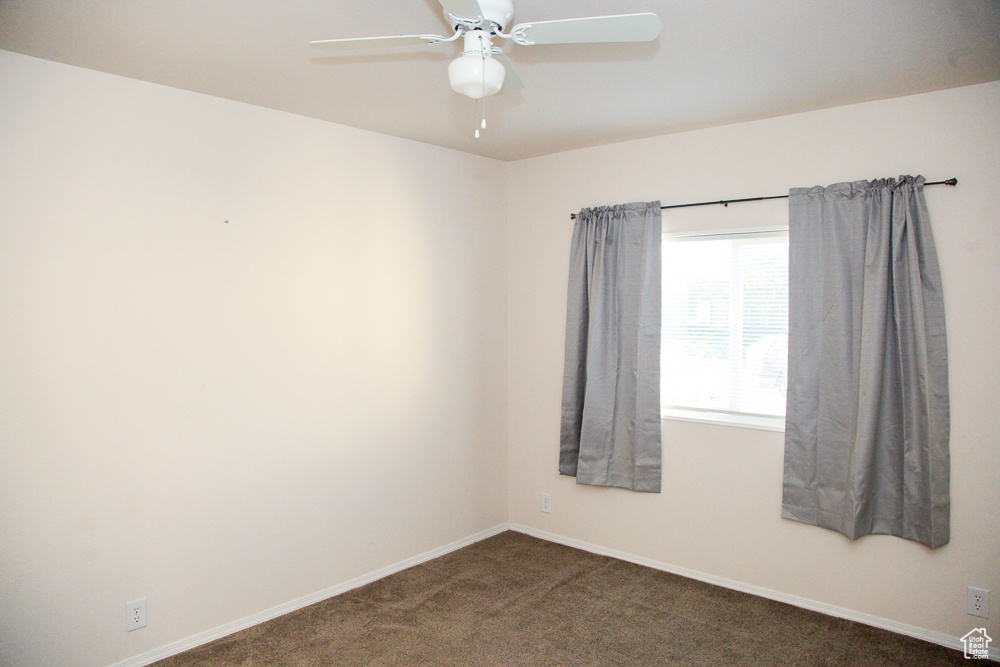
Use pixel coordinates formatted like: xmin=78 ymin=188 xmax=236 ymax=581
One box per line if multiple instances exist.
xmin=0 ymin=51 xmax=508 ymax=667
xmin=506 ymin=81 xmax=1000 ymax=644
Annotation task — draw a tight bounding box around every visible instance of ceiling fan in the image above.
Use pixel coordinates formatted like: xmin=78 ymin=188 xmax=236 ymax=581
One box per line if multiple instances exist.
xmin=310 ymin=0 xmax=662 ymax=101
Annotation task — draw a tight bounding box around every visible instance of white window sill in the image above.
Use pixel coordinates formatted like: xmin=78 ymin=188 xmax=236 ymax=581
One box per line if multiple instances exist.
xmin=660 ymin=408 xmax=785 ymax=432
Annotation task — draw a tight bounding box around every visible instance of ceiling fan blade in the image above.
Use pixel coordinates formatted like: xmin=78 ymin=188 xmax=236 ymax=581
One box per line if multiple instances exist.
xmin=492 ymin=51 xmax=523 ymax=95
xmin=310 ymin=34 xmax=446 ymax=52
xmin=510 ymin=13 xmax=662 ymax=46
xmin=437 ymin=0 xmax=484 ymax=22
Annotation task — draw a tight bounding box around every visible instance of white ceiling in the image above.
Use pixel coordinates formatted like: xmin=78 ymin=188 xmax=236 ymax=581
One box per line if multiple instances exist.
xmin=2 ymin=0 xmax=998 ymax=161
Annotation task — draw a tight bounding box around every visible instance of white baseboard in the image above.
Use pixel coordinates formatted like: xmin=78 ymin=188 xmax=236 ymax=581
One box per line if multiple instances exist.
xmin=509 ymin=523 xmax=999 ymax=662
xmin=109 ymin=523 xmax=509 ymax=667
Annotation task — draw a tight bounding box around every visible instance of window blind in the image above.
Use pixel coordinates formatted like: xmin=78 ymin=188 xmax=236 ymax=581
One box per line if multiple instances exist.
xmin=661 ymin=230 xmax=789 ymax=419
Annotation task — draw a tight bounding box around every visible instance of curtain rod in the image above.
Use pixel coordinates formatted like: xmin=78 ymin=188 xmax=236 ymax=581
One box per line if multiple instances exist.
xmin=568 ymin=178 xmax=958 ymax=220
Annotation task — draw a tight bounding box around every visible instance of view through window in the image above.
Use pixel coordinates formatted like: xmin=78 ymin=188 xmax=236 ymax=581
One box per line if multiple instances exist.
xmin=661 ymin=229 xmax=789 ymax=427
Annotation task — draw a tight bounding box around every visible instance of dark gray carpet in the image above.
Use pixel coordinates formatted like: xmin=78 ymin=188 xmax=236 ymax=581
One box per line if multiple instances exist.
xmin=153 ymin=531 xmax=967 ymax=666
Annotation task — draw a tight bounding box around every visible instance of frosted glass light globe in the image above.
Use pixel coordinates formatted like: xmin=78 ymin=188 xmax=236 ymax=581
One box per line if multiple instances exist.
xmin=448 ymin=54 xmax=506 ymax=99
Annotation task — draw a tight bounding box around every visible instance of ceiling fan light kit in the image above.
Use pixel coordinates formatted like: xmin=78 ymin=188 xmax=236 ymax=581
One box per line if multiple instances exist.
xmin=449 ymin=31 xmax=506 ymax=99
xmin=310 ymin=0 xmax=662 ymax=130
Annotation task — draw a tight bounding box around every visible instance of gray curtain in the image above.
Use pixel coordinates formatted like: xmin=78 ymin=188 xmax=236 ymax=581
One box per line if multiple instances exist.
xmin=559 ymin=201 xmax=662 ymax=493
xmin=782 ymin=176 xmax=950 ymax=548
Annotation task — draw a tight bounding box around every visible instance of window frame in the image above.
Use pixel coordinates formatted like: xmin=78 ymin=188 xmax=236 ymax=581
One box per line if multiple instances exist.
xmin=659 ymin=225 xmax=789 ymax=432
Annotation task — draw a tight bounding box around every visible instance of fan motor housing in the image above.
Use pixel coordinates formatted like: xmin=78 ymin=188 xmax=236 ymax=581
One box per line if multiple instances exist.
xmin=445 ymin=0 xmax=514 ymax=31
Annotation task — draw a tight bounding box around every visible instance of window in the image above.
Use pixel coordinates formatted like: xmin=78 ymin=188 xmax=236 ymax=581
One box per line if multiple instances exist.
xmin=660 ymin=229 xmax=788 ymax=430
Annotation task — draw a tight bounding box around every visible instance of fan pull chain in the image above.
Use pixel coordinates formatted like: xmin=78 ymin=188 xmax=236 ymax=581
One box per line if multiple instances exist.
xmin=472 ymin=91 xmax=480 ymax=139
xmin=475 ymin=34 xmax=486 ymax=139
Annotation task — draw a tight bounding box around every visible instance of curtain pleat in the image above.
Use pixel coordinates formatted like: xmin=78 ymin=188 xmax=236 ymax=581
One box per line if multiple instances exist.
xmin=559 ymin=201 xmax=662 ymax=493
xmin=782 ymin=176 xmax=950 ymax=548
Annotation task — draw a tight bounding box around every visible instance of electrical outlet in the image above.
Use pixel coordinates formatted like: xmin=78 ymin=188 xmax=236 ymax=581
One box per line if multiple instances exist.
xmin=127 ymin=598 xmax=147 ymax=631
xmin=968 ymin=587 xmax=990 ymax=619
xmin=540 ymin=493 xmax=552 ymax=514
